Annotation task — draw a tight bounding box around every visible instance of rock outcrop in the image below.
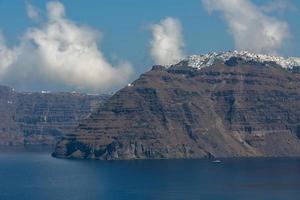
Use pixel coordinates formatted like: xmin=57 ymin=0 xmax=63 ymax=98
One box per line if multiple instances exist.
xmin=53 ymin=51 xmax=300 ymax=160
xmin=0 ymin=86 xmax=109 ymax=147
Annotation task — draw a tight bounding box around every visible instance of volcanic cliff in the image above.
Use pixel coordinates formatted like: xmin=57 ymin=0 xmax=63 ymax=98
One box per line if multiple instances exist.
xmin=53 ymin=51 xmax=300 ymax=160
xmin=0 ymin=86 xmax=109 ymax=147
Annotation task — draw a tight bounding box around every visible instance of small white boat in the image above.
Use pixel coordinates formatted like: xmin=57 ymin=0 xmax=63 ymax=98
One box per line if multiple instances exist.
xmin=212 ymin=160 xmax=222 ymax=163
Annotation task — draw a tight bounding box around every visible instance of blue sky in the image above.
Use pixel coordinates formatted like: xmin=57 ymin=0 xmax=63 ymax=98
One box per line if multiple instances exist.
xmin=0 ymin=0 xmax=299 ymax=92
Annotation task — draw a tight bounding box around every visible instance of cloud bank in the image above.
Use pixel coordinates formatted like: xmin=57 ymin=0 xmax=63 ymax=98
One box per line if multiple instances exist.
xmin=0 ymin=1 xmax=133 ymax=92
xmin=202 ymin=0 xmax=290 ymax=54
xmin=150 ymin=17 xmax=185 ymax=66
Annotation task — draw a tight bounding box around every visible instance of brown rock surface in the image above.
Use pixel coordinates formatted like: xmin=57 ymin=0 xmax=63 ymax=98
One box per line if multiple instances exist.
xmin=53 ymin=59 xmax=300 ymax=159
xmin=0 ymin=86 xmax=109 ymax=147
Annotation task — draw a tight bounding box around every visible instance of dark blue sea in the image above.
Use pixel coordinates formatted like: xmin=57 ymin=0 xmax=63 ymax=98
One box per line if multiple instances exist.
xmin=1 ymin=150 xmax=300 ymax=200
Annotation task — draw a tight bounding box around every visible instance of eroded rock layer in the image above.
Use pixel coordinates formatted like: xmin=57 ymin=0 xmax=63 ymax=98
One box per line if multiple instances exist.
xmin=54 ymin=58 xmax=300 ymax=159
xmin=0 ymin=86 xmax=109 ymax=147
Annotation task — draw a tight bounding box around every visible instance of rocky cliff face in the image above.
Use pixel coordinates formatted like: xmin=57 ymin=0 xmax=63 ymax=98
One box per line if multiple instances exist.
xmin=53 ymin=51 xmax=300 ymax=160
xmin=0 ymin=86 xmax=109 ymax=147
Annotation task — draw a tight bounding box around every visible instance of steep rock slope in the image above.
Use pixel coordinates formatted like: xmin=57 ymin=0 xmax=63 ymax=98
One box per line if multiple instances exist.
xmin=54 ymin=51 xmax=300 ymax=159
xmin=0 ymin=86 xmax=109 ymax=146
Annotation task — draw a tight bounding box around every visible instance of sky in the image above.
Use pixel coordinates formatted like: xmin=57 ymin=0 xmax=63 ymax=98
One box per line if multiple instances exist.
xmin=0 ymin=0 xmax=299 ymax=93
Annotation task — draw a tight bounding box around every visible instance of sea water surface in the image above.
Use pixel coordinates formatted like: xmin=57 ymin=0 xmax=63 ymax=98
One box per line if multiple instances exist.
xmin=0 ymin=150 xmax=300 ymax=200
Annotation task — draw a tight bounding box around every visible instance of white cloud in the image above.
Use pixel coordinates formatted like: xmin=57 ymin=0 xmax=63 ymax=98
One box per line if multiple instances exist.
xmin=202 ymin=0 xmax=290 ymax=54
xmin=0 ymin=1 xmax=133 ymax=92
xmin=26 ymin=1 xmax=41 ymax=22
xmin=0 ymin=33 xmax=17 ymax=74
xmin=47 ymin=1 xmax=65 ymax=20
xmin=150 ymin=17 xmax=185 ymax=66
xmin=261 ymin=0 xmax=296 ymax=13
